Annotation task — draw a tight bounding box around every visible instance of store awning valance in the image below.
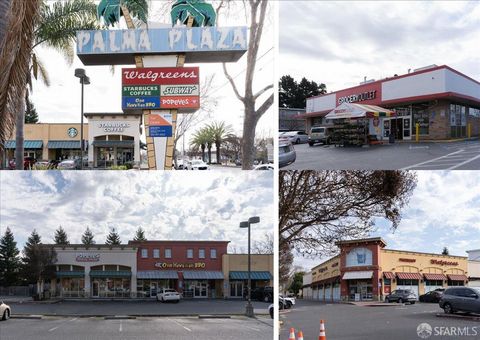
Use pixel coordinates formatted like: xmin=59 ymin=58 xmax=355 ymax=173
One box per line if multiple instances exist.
xmin=182 ymin=271 xmax=224 ymax=280
xmin=325 ymin=103 xmax=395 ymax=120
xmin=342 ymin=271 xmax=373 ymax=280
xmin=229 ymin=271 xmax=273 ymax=280
xmin=89 ymin=270 xmax=131 ymax=278
xmin=4 ymin=140 xmax=43 ymax=149
xmin=396 ymin=272 xmax=423 ymax=280
xmin=47 ymin=140 xmax=81 ymax=149
xmin=92 ymin=140 xmax=135 ymax=148
xmin=55 ymin=271 xmax=85 ymax=278
xmin=137 ymin=270 xmax=179 ymax=280
xmin=423 ymin=273 xmax=447 ymax=281
xmin=383 ymin=272 xmax=396 ymax=279
xmin=447 ymin=274 xmax=468 ymax=281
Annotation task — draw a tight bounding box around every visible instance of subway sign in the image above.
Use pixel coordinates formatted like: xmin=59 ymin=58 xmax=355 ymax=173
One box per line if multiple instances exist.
xmin=154 ymin=262 xmax=206 ymax=269
xmin=76 ymin=27 xmax=248 ymax=65
xmin=121 ymin=67 xmax=200 ymax=112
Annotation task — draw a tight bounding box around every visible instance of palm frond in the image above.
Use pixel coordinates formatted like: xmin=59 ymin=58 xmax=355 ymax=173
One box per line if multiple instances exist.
xmin=34 ymin=55 xmax=51 ymax=87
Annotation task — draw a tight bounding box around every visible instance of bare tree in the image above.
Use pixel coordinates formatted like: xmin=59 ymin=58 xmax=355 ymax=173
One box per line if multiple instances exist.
xmin=252 ymin=233 xmax=273 ymax=254
xmin=223 ymin=0 xmax=273 ymax=170
xmin=279 ymin=171 xmax=417 ymax=257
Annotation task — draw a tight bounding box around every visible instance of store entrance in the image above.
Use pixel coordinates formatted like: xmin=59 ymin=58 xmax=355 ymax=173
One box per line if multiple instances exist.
xmin=390 ymin=118 xmax=403 ymax=140
xmin=189 ymin=281 xmax=208 ymax=298
xmin=230 ymin=281 xmax=243 ymax=298
xmin=348 ymin=280 xmax=373 ymax=301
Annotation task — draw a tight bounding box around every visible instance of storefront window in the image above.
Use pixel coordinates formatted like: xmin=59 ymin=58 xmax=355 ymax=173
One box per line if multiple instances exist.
xmin=425 ymin=280 xmax=443 ymax=286
xmin=187 ymin=249 xmax=193 ymax=258
xmin=165 ymin=248 xmax=172 ymax=258
xmin=413 ymin=109 xmax=429 ymax=135
xmin=153 ymin=249 xmax=160 ymax=258
xmin=448 ymin=280 xmax=464 ymax=286
xmin=141 ymin=249 xmax=148 ymax=258
xmin=210 ymin=249 xmax=217 ymax=259
xmin=199 ymin=249 xmax=205 ymax=259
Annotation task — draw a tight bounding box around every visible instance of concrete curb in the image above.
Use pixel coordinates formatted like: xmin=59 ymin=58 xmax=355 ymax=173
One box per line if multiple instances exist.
xmin=199 ymin=315 xmax=231 ymax=319
xmin=11 ymin=315 xmax=43 ymax=319
xmin=436 ymin=313 xmax=480 ymax=321
xmin=104 ymin=315 xmax=137 ymax=320
xmin=11 ymin=312 xmax=269 ymax=319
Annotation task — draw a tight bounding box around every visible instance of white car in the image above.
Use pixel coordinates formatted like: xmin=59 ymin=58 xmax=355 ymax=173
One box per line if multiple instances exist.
xmin=280 ymin=295 xmax=296 ymax=308
xmin=1 ymin=301 xmax=10 ymax=321
xmin=186 ymin=160 xmax=209 ymax=170
xmin=157 ymin=288 xmax=181 ymax=303
xmin=254 ymin=164 xmax=274 ymax=170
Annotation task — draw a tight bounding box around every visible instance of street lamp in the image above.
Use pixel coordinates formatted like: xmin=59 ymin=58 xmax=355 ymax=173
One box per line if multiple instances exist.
xmin=240 ymin=216 xmax=260 ymax=317
xmin=74 ymin=68 xmax=90 ymax=170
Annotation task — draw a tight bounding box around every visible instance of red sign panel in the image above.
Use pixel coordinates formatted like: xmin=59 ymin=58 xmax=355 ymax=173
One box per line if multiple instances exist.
xmin=335 ymin=81 xmax=382 ymax=106
xmin=122 ymin=67 xmax=199 ymax=85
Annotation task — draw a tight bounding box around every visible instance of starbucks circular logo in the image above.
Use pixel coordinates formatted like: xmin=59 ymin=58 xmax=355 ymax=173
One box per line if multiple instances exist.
xmin=417 ymin=323 xmax=432 ymax=339
xmin=67 ymin=127 xmax=78 ymax=138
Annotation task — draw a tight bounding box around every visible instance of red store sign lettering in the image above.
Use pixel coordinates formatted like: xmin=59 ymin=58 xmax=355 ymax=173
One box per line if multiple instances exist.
xmin=431 ymin=259 xmax=458 ymax=266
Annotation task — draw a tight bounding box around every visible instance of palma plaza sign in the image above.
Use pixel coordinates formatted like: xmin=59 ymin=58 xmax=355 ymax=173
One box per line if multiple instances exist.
xmin=76 ymin=26 xmax=247 ymax=65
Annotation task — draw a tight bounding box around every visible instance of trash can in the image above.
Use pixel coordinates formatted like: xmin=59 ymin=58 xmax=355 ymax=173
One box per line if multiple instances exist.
xmin=389 ymin=132 xmax=395 ymax=144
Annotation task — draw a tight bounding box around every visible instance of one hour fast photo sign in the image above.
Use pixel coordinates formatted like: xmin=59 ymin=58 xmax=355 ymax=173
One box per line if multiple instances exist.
xmin=121 ymin=67 xmax=200 ymax=112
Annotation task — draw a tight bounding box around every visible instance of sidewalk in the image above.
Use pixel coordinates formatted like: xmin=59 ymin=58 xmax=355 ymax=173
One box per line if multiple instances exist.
xmin=345 ymin=301 xmax=399 ymax=307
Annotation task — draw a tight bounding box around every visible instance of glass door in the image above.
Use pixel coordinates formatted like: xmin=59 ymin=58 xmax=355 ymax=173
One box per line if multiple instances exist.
xmin=92 ymin=281 xmax=99 ymax=297
xmin=383 ymin=119 xmax=391 ymax=140
xmin=403 ymin=117 xmax=411 ymax=140
xmin=230 ymin=281 xmax=243 ymax=298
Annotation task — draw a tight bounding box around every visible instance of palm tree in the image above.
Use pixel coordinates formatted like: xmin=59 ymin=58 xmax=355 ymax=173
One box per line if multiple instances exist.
xmin=170 ymin=0 xmax=216 ymax=27
xmin=206 ymin=121 xmax=233 ymax=165
xmin=97 ymin=0 xmax=148 ymax=29
xmin=190 ymin=129 xmax=209 ymax=162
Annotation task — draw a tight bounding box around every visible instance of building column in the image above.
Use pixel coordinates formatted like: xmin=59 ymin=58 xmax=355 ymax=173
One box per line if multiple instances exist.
xmin=84 ymin=266 xmax=91 ymax=298
xmin=131 ymin=272 xmax=137 ymax=298
xmin=88 ymin=140 xmax=94 ymax=168
xmin=134 ymin=135 xmax=140 ymax=168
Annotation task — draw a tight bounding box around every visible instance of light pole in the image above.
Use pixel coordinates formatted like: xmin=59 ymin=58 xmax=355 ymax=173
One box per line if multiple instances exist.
xmin=240 ymin=216 xmax=260 ymax=317
xmin=74 ymin=68 xmax=90 ymax=170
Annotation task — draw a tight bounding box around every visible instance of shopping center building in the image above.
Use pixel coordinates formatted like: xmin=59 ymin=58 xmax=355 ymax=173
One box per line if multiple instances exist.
xmin=467 ymin=248 xmax=480 ymax=287
xmin=305 ymin=237 xmax=468 ymax=302
xmin=47 ymin=241 xmax=273 ymax=299
xmin=303 ymin=65 xmax=480 ymax=141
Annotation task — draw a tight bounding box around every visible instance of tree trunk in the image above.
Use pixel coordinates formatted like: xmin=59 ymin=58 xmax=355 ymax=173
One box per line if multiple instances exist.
xmin=201 ymin=144 xmax=205 ymax=162
xmin=15 ymin=88 xmax=26 ymax=169
xmin=207 ymin=145 xmax=212 ymax=164
xmin=216 ymin=141 xmax=221 ymax=164
xmin=241 ymin=100 xmax=258 ymax=170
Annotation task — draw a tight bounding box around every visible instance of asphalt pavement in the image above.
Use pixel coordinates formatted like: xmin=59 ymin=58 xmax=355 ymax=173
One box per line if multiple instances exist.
xmin=283 ymin=140 xmax=480 ymax=170
xmin=7 ymin=299 xmax=270 ymax=317
xmin=0 ymin=315 xmax=273 ymax=340
xmin=280 ymin=300 xmax=480 ymax=340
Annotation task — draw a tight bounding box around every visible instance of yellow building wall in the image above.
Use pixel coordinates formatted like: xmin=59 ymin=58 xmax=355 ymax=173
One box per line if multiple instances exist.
xmin=311 ymin=255 xmax=341 ymax=283
xmin=380 ymin=249 xmax=468 ymax=296
xmin=222 ymin=254 xmax=274 ymax=286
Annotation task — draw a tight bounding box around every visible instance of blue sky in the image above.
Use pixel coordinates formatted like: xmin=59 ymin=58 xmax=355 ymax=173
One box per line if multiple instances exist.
xmin=294 ymin=171 xmax=480 ymax=271
xmin=0 ymin=171 xmax=273 ymax=253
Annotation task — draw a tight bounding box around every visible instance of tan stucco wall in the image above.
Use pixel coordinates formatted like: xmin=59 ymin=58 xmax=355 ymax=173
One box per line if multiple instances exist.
xmin=311 ymin=255 xmax=340 ymax=283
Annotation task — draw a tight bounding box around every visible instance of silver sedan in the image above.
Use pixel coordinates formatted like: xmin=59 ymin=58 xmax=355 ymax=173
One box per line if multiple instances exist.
xmin=1 ymin=301 xmax=11 ymax=321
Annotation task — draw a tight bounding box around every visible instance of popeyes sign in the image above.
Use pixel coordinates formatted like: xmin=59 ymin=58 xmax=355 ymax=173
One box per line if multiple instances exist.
xmin=122 ymin=67 xmax=200 ymax=112
xmin=155 ymin=262 xmax=206 ymax=269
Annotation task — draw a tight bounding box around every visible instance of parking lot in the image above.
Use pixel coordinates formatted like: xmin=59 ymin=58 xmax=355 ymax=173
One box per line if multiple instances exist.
xmin=5 ymin=299 xmax=270 ymax=317
xmin=280 ymin=300 xmax=479 ymax=340
xmin=283 ymin=140 xmax=480 ymax=170
xmin=0 ymin=315 xmax=273 ymax=340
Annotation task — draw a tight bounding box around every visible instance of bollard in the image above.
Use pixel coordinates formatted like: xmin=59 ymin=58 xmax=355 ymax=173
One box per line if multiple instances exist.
xmin=468 ymin=123 xmax=471 ymax=138
xmin=318 ymin=319 xmax=327 ymax=340
xmin=415 ymin=123 xmax=419 ymax=142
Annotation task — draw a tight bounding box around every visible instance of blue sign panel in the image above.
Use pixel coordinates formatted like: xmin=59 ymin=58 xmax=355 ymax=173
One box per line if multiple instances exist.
xmin=122 ymin=97 xmax=160 ymax=109
xmin=150 ymin=125 xmax=173 ymax=138
xmin=76 ymin=27 xmax=248 ymax=65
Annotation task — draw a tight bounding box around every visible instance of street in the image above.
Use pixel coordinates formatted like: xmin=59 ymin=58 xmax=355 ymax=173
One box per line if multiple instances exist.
xmin=283 ymin=140 xmax=480 ymax=170
xmin=280 ymin=300 xmax=479 ymax=340
xmin=0 ymin=315 xmax=273 ymax=340
xmin=5 ymin=299 xmax=270 ymax=317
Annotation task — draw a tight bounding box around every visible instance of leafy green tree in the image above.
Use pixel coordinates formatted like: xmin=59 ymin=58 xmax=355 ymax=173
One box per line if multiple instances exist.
xmin=0 ymin=227 xmax=21 ymax=286
xmin=54 ymin=226 xmax=69 ymax=245
xmin=206 ymin=121 xmax=233 ymax=165
xmin=288 ymin=271 xmax=305 ymax=296
xmin=442 ymin=247 xmax=449 ymax=255
xmin=279 ymin=75 xmax=327 ymax=109
xmin=25 ymin=98 xmax=39 ymax=123
xmin=105 ymin=228 xmax=121 ymax=245
xmin=190 ymin=129 xmax=210 ymax=162
xmin=81 ymin=227 xmax=95 ymax=245
xmin=133 ymin=227 xmax=147 ymax=241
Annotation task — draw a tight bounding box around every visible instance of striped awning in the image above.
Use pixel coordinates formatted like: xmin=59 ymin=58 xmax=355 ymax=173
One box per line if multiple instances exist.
xmin=137 ymin=270 xmax=179 ymax=280
xmin=92 ymin=140 xmax=134 ymax=148
xmin=325 ymin=103 xmax=395 ymax=120
xmin=396 ymin=272 xmax=423 ymax=280
xmin=424 ymin=273 xmax=447 ymax=281
xmin=47 ymin=140 xmax=81 ymax=149
xmin=447 ymin=274 xmax=468 ymax=281
xmin=4 ymin=140 xmax=43 ymax=149
xmin=182 ymin=271 xmax=224 ymax=280
xmin=342 ymin=271 xmax=373 ymax=280
xmin=89 ymin=271 xmax=131 ymax=278
xmin=229 ymin=271 xmax=272 ymax=280
xmin=383 ymin=272 xmax=396 ymax=279
xmin=56 ymin=271 xmax=85 ymax=278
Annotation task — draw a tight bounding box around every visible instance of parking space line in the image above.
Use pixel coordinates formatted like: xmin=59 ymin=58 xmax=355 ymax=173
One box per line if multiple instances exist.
xmin=243 ymin=325 xmax=261 ymax=332
xmin=448 ymin=154 xmax=480 ymax=169
xmin=172 ymin=319 xmax=192 ymax=332
xmin=401 ymin=150 xmax=464 ymax=169
xmin=119 ymin=322 xmax=123 ymax=332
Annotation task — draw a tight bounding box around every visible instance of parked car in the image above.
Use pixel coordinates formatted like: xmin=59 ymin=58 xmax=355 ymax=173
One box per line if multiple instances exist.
xmin=269 ymin=303 xmax=273 ymax=319
xmin=0 ymin=301 xmax=10 ymax=321
xmin=419 ymin=289 xmax=445 ymax=303
xmin=279 ymin=131 xmax=309 ymax=144
xmin=279 ymin=297 xmax=285 ymax=310
xmin=185 ymin=159 xmax=209 ymax=170
xmin=57 ymin=159 xmax=81 ymax=170
xmin=248 ymin=286 xmax=273 ymax=302
xmin=308 ymin=126 xmax=335 ymax=146
xmin=156 ymin=288 xmax=181 ymax=303
xmin=439 ymin=287 xmax=480 ymax=314
xmin=385 ymin=289 xmax=417 ymax=304
xmin=175 ymin=160 xmax=185 ymax=170
xmin=280 ymin=295 xmax=296 ymax=309
xmin=254 ymin=164 xmax=274 ymax=170
xmin=8 ymin=157 xmax=37 ymax=170
xmin=279 ymin=141 xmax=296 ymax=168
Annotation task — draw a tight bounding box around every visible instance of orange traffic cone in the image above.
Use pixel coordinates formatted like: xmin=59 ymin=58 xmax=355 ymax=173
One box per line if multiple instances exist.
xmin=297 ymin=331 xmax=304 ymax=340
xmin=319 ymin=320 xmax=327 ymax=340
xmin=289 ymin=328 xmax=296 ymax=340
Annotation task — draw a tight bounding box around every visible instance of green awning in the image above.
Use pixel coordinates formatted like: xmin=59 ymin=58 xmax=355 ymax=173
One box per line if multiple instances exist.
xmin=47 ymin=140 xmax=81 ymax=149
xmin=92 ymin=140 xmax=134 ymax=148
xmin=90 ymin=271 xmax=131 ymax=278
xmin=229 ymin=271 xmax=273 ymax=280
xmin=56 ymin=271 xmax=85 ymax=278
xmin=4 ymin=140 xmax=43 ymax=149
xmin=182 ymin=271 xmax=224 ymax=280
xmin=137 ymin=270 xmax=179 ymax=279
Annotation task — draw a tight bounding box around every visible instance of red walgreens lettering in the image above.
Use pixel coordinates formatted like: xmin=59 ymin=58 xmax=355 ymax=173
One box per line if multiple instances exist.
xmin=122 ymin=67 xmax=199 ymax=85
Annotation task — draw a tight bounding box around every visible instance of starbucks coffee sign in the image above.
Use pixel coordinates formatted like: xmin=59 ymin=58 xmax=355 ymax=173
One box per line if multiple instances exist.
xmin=98 ymin=122 xmax=130 ymax=132
xmin=338 ymin=90 xmax=376 ymax=105
xmin=154 ymin=262 xmax=206 ymax=269
xmin=76 ymin=253 xmax=100 ymax=262
xmin=67 ymin=127 xmax=78 ymax=138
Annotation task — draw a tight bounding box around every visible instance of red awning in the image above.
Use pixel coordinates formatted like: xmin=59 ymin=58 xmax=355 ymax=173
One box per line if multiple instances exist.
xmin=396 ymin=272 xmax=423 ymax=280
xmin=383 ymin=272 xmax=395 ymax=279
xmin=423 ymin=273 xmax=447 ymax=281
xmin=447 ymin=274 xmax=468 ymax=281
